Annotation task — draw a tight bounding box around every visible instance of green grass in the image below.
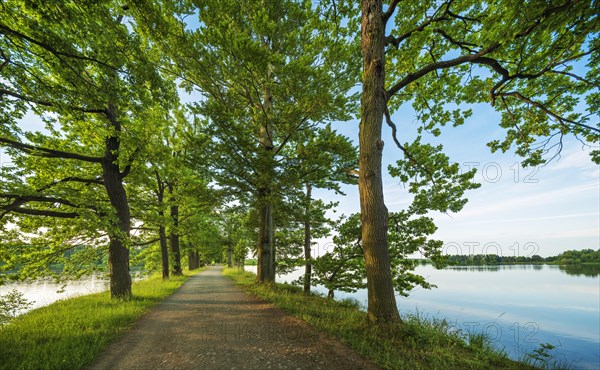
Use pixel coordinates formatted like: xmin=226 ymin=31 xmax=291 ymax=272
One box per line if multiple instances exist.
xmin=223 ymin=267 xmax=535 ymax=370
xmin=0 ymin=270 xmax=202 ymax=370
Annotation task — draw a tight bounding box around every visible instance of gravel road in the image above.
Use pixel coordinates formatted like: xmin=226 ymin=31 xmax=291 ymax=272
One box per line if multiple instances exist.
xmin=89 ymin=266 xmax=380 ymax=370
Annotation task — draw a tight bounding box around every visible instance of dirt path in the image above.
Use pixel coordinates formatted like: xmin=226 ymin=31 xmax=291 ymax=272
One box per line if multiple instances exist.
xmin=89 ymin=266 xmax=380 ymax=370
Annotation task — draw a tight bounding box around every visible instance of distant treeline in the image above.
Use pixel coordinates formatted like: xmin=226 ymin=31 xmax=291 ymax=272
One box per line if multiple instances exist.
xmin=443 ymin=249 xmax=600 ymax=266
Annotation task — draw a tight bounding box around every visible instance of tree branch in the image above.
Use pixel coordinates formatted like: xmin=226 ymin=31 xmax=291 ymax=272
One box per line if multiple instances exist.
xmin=0 ymin=194 xmax=81 ymax=220
xmin=384 ymin=107 xmax=438 ymax=186
xmin=120 ymin=147 xmax=141 ymax=178
xmin=0 ymin=23 xmax=120 ymax=71
xmin=498 ymin=91 xmax=600 ymax=133
xmin=132 ymin=237 xmax=161 ymax=247
xmin=386 ymin=1 xmax=581 ymax=100
xmin=386 ymin=43 xmax=500 ymax=99
xmin=0 ymin=207 xmax=78 ymax=218
xmin=0 ymin=194 xmax=79 ymax=208
xmin=383 ymin=0 xmax=402 ymax=24
xmin=0 ymin=137 xmax=104 ymax=163
xmin=385 ymin=1 xmax=452 ymax=49
xmin=0 ymin=88 xmax=107 ymax=114
xmin=36 ymin=177 xmax=104 ymax=192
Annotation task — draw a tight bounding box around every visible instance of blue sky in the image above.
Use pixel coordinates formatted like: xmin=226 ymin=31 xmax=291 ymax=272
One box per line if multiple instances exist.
xmin=314 ymin=101 xmax=599 ymax=258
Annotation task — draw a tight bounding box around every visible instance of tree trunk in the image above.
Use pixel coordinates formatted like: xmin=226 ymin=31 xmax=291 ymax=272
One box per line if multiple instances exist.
xmin=155 ymin=172 xmax=169 ymax=278
xmin=103 ymin=104 xmax=132 ymax=299
xmin=188 ymin=250 xmax=199 ymax=270
xmin=256 ymin=74 xmax=275 ymax=283
xmin=169 ymin=206 xmax=182 ymax=275
xmin=159 ymin=224 xmax=169 ymax=278
xmin=257 ymin=198 xmax=274 ymax=282
xmin=359 ymin=0 xmax=401 ymax=323
xmin=168 ymin=185 xmax=182 ymax=275
xmin=227 ymin=241 xmax=233 ymax=268
xmin=303 ymin=182 xmax=312 ymax=293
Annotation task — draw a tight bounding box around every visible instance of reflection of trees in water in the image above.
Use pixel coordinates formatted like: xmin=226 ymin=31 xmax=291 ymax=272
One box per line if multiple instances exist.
xmin=558 ymin=264 xmax=600 ymax=278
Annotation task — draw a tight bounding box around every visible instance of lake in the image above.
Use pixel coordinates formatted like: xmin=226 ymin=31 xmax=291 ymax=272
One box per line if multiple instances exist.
xmin=0 ymin=271 xmax=145 ymax=314
xmin=245 ymin=264 xmax=600 ymax=370
xmin=0 ymin=275 xmax=109 ymax=313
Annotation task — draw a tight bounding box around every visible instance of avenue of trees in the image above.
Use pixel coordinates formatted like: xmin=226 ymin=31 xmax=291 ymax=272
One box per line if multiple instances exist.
xmin=1 ymin=0 xmax=598 ymax=325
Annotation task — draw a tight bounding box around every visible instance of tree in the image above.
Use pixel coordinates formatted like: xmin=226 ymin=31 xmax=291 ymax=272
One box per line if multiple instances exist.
xmin=0 ymin=1 xmax=176 ymax=298
xmin=140 ymin=0 xmax=359 ymax=283
xmin=312 ymin=208 xmax=446 ymax=300
xmin=292 ymin=126 xmax=358 ymax=293
xmin=357 ymin=0 xmax=598 ymax=322
xmin=312 ymin=214 xmax=366 ymax=299
xmin=0 ymin=289 xmax=33 ymax=325
xmin=131 ymin=107 xmax=216 ymax=277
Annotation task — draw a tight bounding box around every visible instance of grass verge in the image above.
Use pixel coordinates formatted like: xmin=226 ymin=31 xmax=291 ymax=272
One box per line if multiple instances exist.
xmin=0 ymin=269 xmax=203 ymax=370
xmin=223 ymin=267 xmax=535 ymax=370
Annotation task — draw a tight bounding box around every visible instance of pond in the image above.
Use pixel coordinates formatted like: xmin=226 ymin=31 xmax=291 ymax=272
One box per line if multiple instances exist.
xmin=245 ymin=264 xmax=600 ymax=370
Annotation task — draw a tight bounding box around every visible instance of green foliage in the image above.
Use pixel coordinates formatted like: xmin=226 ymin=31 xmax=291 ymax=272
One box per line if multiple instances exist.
xmin=445 ymin=249 xmax=600 ymax=266
xmin=388 ymin=141 xmax=480 ymax=214
xmin=553 ymin=248 xmax=600 ymax=265
xmin=135 ymin=0 xmax=360 ymax=280
xmin=311 ymin=214 xmax=365 ymax=296
xmin=0 ymin=273 xmax=192 ymax=370
xmin=523 ymin=343 xmax=567 ymax=370
xmin=382 ymin=0 xmax=598 ymax=166
xmin=0 ymin=0 xmax=178 ymax=287
xmin=0 ymin=289 xmax=33 ymax=325
xmin=312 ymin=209 xmax=450 ymax=298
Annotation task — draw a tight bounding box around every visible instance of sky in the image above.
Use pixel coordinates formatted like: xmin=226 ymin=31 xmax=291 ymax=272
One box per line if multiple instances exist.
xmin=313 ymin=101 xmax=599 ymax=258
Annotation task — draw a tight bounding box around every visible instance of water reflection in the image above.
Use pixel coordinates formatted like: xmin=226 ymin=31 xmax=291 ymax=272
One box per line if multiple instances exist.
xmin=558 ymin=264 xmax=600 ymax=277
xmin=445 ymin=263 xmax=599 ymax=277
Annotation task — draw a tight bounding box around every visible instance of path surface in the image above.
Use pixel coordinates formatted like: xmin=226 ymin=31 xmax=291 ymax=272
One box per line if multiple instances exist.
xmin=89 ymin=266 xmax=380 ymax=370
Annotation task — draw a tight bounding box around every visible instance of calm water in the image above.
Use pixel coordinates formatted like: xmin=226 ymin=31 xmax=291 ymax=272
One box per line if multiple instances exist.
xmin=0 ymin=271 xmax=144 ymax=314
xmin=0 ymin=275 xmax=109 ymax=314
xmin=246 ymin=264 xmax=600 ymax=370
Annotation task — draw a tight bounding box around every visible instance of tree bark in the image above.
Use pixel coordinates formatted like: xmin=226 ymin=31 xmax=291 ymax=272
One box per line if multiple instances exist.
xmin=103 ymin=104 xmax=132 ymax=299
xmin=257 ymin=198 xmax=274 ymax=282
xmin=359 ymin=0 xmax=401 ymax=323
xmin=168 ymin=184 xmax=182 ymax=276
xmin=256 ymin=74 xmax=275 ymax=283
xmin=227 ymin=241 xmax=233 ymax=268
xmin=159 ymin=224 xmax=169 ymax=278
xmin=188 ymin=249 xmax=199 ymax=270
xmin=303 ymin=182 xmax=312 ymax=293
xmin=156 ymin=179 xmax=170 ymax=279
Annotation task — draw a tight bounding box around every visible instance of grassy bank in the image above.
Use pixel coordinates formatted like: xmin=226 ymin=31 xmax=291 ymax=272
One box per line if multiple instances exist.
xmin=0 ymin=270 xmax=201 ymax=370
xmin=223 ymin=268 xmax=535 ymax=370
